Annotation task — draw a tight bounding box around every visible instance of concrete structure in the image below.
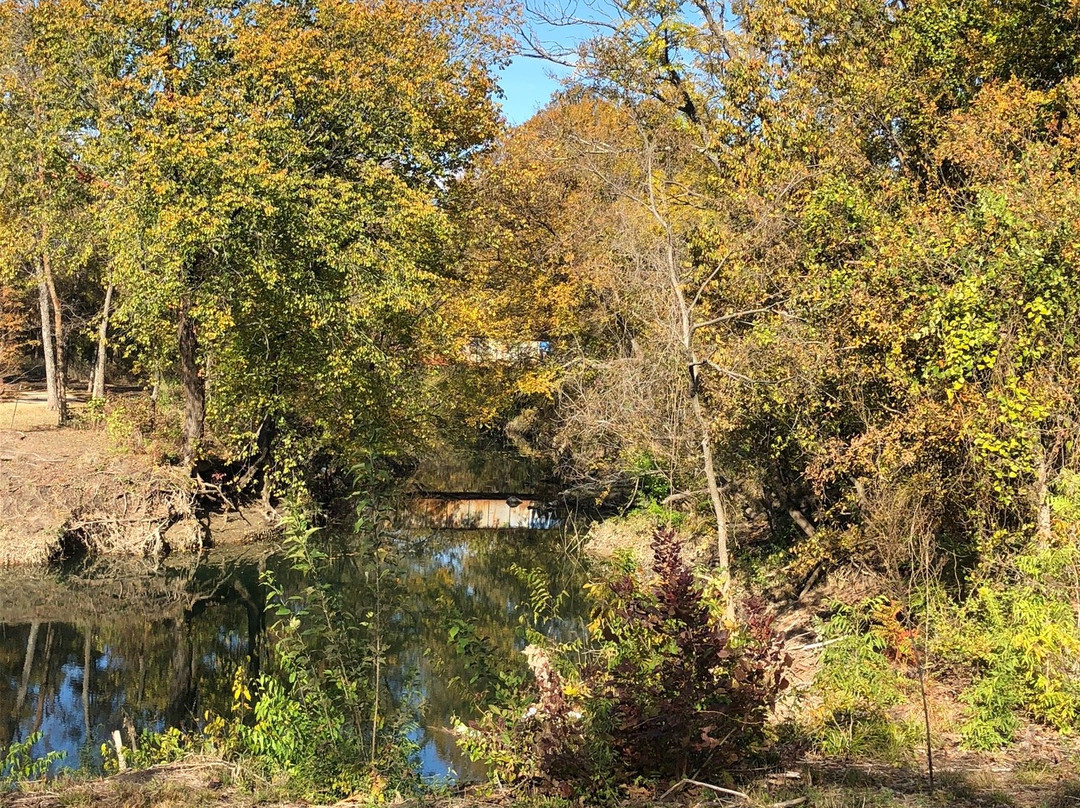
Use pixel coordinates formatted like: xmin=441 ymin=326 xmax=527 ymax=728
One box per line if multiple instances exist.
xmin=400 ymin=495 xmax=560 ymax=530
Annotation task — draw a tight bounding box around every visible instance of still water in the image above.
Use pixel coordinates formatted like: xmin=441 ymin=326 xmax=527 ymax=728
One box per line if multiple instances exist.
xmin=0 ymin=529 xmax=586 ymax=780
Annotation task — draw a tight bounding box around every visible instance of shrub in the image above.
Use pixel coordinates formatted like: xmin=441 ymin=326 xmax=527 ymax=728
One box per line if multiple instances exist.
xmin=104 ymin=393 xmax=182 ymax=461
xmin=456 ymin=528 xmax=791 ymax=793
xmin=947 ymin=546 xmax=1080 ymax=748
xmin=596 ymin=531 xmax=790 ymax=777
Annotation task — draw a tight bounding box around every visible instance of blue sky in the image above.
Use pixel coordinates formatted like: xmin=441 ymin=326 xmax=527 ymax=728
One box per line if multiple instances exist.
xmin=492 ymin=3 xmax=611 ymax=126
xmin=495 ymin=56 xmax=573 ymax=125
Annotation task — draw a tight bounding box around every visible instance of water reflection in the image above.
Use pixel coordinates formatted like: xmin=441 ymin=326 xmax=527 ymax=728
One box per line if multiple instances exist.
xmin=0 ymin=530 xmax=585 ymax=780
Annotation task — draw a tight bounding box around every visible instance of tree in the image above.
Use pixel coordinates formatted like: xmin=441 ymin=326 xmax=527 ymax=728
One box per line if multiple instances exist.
xmin=499 ymin=0 xmax=1080 ymax=596
xmin=0 ymin=0 xmax=100 ymax=424
xmin=90 ymin=0 xmax=506 ymax=481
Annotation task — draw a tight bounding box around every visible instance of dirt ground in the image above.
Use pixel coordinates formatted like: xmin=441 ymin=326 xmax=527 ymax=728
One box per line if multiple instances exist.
xmin=0 ymin=391 xmax=205 ymax=565
xmin=3 ymin=754 xmax=1080 ymax=808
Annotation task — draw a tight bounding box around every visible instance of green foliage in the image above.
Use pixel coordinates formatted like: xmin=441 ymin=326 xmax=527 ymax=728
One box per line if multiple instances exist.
xmin=1050 ymin=470 xmax=1080 ymax=524
xmin=812 ymin=599 xmax=919 ymax=761
xmin=627 ymin=452 xmax=673 ymax=505
xmin=444 ymin=612 xmax=529 ymax=713
xmin=103 ymin=394 xmax=182 ymax=461
xmin=512 ymin=563 xmax=570 ymax=629
xmin=1 ymin=733 xmax=65 ymax=789
xmin=101 ymin=727 xmax=192 ymax=774
xmin=241 ymin=501 xmax=419 ymax=800
xmin=940 ymin=546 xmax=1080 ymax=749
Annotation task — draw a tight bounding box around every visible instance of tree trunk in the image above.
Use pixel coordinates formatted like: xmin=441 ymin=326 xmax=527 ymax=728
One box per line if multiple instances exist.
xmin=178 ymin=298 xmax=205 ymax=467
xmin=89 ymin=283 xmax=114 ymax=399
xmin=692 ymin=393 xmax=729 ymax=573
xmin=661 ymin=226 xmax=732 ymax=612
xmin=37 ymin=277 xmax=58 ymax=412
xmin=42 ymin=251 xmax=67 ymax=424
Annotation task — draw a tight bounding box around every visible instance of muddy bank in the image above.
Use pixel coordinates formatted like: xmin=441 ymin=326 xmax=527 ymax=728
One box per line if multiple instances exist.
xmin=0 ymin=421 xmax=202 ymax=565
xmin=0 ymin=401 xmax=275 ymax=566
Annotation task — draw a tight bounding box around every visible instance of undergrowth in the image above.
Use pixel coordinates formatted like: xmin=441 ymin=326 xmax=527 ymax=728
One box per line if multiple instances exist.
xmin=99 ymin=464 xmax=422 ymax=802
xmin=1 ymin=733 xmax=65 ymax=790
xmin=454 ymin=528 xmax=791 ymax=796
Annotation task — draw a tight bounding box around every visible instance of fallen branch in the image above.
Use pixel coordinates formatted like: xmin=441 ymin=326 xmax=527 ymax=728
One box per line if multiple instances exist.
xmin=793 ymin=636 xmax=847 ymax=652
xmin=0 ymin=452 xmax=66 ymax=463
xmin=660 ymin=778 xmax=750 ymax=802
xmin=67 ymin=516 xmax=166 ymax=530
xmin=662 ymin=489 xmax=707 ymax=506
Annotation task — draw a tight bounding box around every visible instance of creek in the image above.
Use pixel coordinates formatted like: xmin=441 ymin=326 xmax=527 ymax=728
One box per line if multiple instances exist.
xmin=1 ymin=502 xmax=586 ymax=782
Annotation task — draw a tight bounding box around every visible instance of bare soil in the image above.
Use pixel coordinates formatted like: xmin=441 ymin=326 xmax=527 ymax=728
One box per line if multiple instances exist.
xmin=0 ymin=392 xmax=267 ymax=566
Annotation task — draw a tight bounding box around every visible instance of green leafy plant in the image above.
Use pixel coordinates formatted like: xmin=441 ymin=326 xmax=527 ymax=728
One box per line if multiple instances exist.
xmin=812 ymin=598 xmax=920 ymax=761
xmin=107 ymin=475 xmax=422 ymax=800
xmin=1 ymin=733 xmax=65 ymax=789
xmin=947 ymin=547 xmax=1080 ymax=749
xmin=242 ymin=494 xmax=420 ymax=800
xmin=101 ymin=726 xmax=194 ymax=774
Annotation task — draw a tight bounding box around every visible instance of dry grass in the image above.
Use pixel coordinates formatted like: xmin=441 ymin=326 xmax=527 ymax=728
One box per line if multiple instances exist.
xmin=5 ymin=761 xmax=1080 ymax=808
xmin=0 ymin=760 xmax=294 ymax=808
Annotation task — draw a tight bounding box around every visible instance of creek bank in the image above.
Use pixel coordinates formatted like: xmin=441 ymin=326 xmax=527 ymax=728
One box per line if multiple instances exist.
xmin=0 ymin=405 xmax=275 ymax=566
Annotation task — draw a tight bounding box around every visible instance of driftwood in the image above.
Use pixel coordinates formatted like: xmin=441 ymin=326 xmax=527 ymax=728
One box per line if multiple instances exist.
xmin=660 ymin=778 xmax=808 ymax=807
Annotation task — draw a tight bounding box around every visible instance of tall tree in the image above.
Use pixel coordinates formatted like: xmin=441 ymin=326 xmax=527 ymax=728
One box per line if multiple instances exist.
xmin=93 ymin=0 xmax=506 ymax=480
xmin=0 ymin=0 xmax=100 ymax=424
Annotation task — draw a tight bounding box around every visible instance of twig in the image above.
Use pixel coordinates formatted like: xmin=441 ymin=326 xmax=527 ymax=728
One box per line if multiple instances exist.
xmin=793 ymin=637 xmax=847 ymax=652
xmin=0 ymin=452 xmax=66 ymax=463
xmin=660 ymin=778 xmax=750 ymax=802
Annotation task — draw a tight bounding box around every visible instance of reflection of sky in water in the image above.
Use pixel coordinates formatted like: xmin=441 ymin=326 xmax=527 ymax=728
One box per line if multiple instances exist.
xmin=24 ymin=658 xmax=97 ymax=774
xmin=0 ymin=531 xmax=585 ymax=782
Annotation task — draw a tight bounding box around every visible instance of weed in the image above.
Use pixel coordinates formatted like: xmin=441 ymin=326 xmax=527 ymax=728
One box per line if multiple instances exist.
xmin=457 ymin=528 xmax=791 ymax=794
xmin=811 ymin=599 xmax=921 ymax=762
xmin=2 ymin=732 xmax=66 ymax=789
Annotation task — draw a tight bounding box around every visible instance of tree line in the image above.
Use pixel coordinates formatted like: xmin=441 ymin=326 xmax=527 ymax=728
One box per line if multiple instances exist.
xmin=458 ymin=0 xmax=1080 ymax=585
xmin=452 ymin=0 xmax=1080 ymax=746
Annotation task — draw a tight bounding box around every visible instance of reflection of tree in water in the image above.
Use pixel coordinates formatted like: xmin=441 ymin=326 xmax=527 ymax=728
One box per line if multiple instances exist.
xmin=0 ymin=550 xmax=269 ymax=764
xmin=0 ymin=531 xmax=584 ymax=779
xmin=392 ymin=530 xmax=588 ymax=776
xmin=410 ymin=431 xmax=559 ymax=496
